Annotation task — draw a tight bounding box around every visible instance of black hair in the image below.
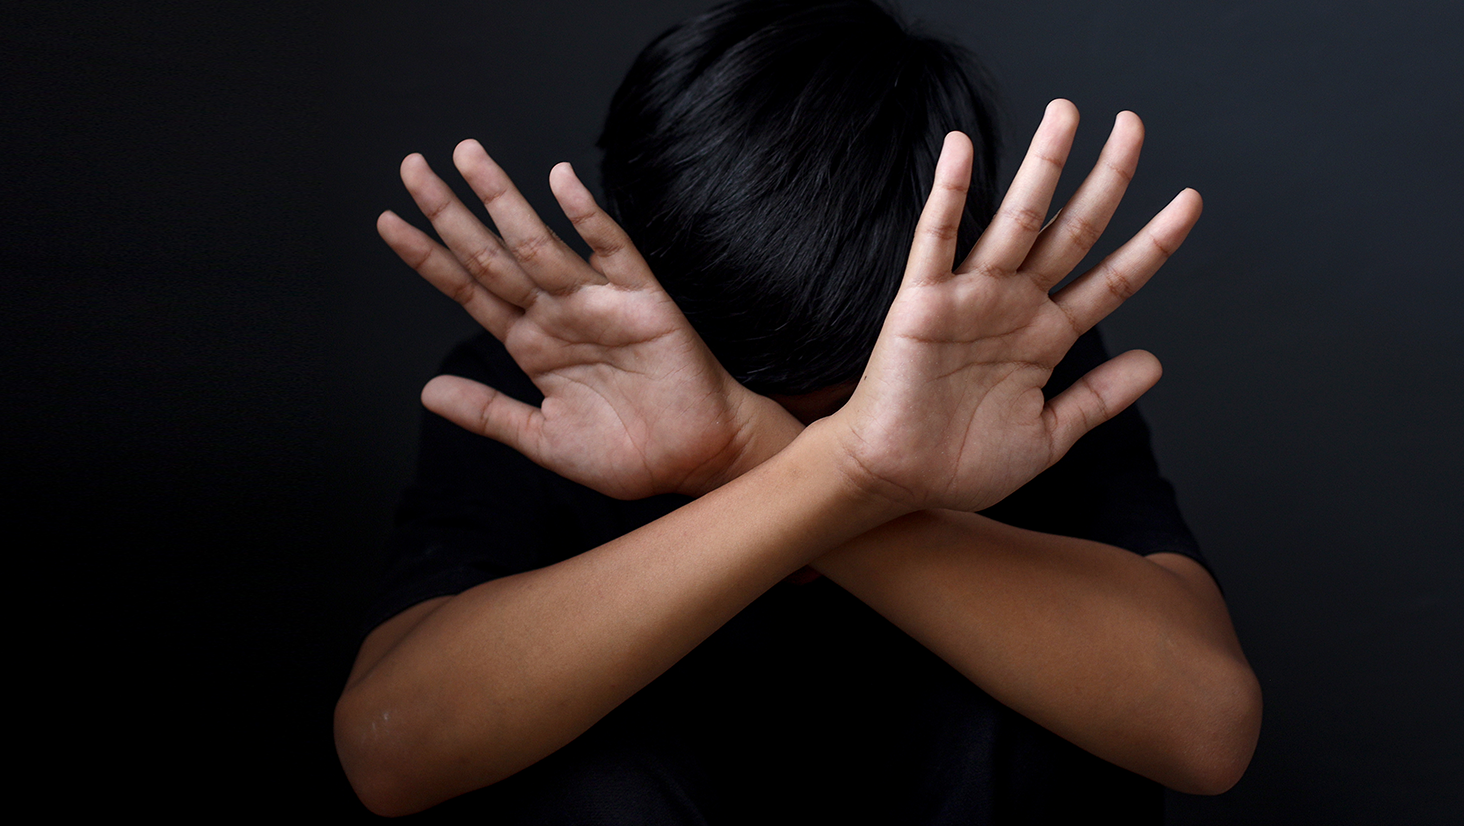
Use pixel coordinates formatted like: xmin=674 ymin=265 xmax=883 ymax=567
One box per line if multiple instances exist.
xmin=599 ymin=0 xmax=1000 ymax=395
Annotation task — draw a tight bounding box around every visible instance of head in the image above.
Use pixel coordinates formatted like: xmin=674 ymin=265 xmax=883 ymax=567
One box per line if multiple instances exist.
xmin=599 ymin=0 xmax=1001 ymax=399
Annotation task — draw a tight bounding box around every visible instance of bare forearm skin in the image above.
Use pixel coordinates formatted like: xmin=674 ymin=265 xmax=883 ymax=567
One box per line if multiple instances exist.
xmin=745 ymin=400 xmax=1260 ymax=794
xmin=340 ymin=401 xmax=1259 ymax=815
xmin=813 ymin=511 xmax=1260 ymax=794
xmin=349 ymin=107 xmax=1259 ymax=815
xmin=335 ymin=423 xmax=898 ymax=816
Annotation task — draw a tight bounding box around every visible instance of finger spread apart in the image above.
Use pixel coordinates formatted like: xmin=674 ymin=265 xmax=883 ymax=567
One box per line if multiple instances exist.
xmin=454 ymin=140 xmax=601 ymax=293
xmin=551 ymin=161 xmax=653 ymax=287
xmin=1050 ymin=188 xmax=1201 ymax=334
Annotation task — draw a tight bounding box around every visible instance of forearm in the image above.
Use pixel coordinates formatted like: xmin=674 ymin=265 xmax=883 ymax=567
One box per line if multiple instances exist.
xmin=335 ymin=424 xmax=895 ymax=816
xmin=812 ymin=510 xmax=1260 ymax=793
xmin=719 ymin=410 xmax=1258 ymax=792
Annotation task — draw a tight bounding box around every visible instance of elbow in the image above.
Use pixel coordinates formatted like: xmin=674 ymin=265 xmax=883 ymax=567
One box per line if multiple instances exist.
xmin=339 ymin=760 xmax=424 ymax=818
xmin=343 ymin=769 xmax=423 ymax=819
xmin=1162 ymin=656 xmax=1263 ymax=796
xmin=334 ymin=690 xmax=442 ymax=818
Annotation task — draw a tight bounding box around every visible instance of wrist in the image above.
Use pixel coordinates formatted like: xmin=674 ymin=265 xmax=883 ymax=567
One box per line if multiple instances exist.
xmin=789 ymin=417 xmax=916 ymax=526
xmin=684 ymin=389 xmax=804 ymax=497
xmin=700 ymin=418 xmax=915 ymax=570
xmin=801 ymin=411 xmax=939 ymax=516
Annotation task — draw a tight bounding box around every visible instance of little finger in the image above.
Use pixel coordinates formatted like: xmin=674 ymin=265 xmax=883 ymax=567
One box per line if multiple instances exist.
xmin=550 ymin=162 xmax=655 ymax=288
xmin=378 ymin=210 xmax=520 ymax=341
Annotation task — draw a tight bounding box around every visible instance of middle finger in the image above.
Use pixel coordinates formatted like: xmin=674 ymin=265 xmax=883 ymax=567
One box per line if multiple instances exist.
xmin=1021 ymin=110 xmax=1145 ymax=290
xmin=957 ymin=99 xmax=1079 ymax=277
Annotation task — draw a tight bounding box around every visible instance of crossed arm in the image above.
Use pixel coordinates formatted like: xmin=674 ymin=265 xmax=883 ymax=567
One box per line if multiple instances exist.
xmin=335 ymin=101 xmax=1261 ymax=816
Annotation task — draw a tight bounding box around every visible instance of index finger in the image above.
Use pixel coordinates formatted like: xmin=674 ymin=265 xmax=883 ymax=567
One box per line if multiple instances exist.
xmin=903 ymin=131 xmax=974 ymax=286
xmin=1051 ymin=188 xmax=1202 ymax=334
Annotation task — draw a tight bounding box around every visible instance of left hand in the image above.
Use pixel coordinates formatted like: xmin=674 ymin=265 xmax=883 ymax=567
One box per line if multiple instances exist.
xmin=823 ymin=101 xmax=1203 ymax=514
xmin=378 ymin=140 xmax=797 ymax=499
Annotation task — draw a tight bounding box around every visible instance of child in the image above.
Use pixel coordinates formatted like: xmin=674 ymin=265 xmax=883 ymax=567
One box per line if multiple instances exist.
xmin=336 ymin=1 xmax=1260 ymax=820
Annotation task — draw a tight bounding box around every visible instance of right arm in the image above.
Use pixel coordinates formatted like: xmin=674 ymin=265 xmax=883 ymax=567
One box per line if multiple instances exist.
xmin=336 ymin=423 xmax=890 ymax=816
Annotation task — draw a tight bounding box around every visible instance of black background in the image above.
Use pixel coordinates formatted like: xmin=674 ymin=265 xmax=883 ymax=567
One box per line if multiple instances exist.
xmin=9 ymin=0 xmax=1462 ymax=820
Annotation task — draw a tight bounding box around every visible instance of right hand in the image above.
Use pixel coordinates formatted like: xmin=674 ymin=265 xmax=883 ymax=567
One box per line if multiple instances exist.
xmin=379 ymin=140 xmax=796 ymax=499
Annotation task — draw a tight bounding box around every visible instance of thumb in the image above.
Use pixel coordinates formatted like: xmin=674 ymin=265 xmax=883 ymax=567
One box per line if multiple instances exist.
xmin=422 ymin=375 xmax=545 ymax=462
xmin=1041 ymin=349 xmax=1162 ymax=463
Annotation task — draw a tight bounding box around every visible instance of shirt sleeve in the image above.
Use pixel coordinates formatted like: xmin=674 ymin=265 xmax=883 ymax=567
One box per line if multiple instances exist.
xmin=979 ymin=327 xmax=1211 ymax=577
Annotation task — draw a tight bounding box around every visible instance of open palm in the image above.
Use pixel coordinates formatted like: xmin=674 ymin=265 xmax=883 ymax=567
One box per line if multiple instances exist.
xmin=831 ymin=101 xmax=1203 ymax=513
xmin=379 ymin=141 xmax=776 ymax=499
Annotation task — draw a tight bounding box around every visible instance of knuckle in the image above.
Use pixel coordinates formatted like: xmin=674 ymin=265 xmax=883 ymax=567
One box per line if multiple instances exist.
xmin=447 ymin=276 xmax=478 ymax=307
xmin=567 ymin=211 xmax=628 ymax=258
xmin=1146 ymin=229 xmax=1178 ymax=258
xmin=1101 ymin=158 xmax=1135 ymax=184
xmin=969 ymin=259 xmax=1007 ymax=280
xmin=1100 ymin=259 xmax=1138 ymax=301
xmin=1033 ymin=150 xmax=1067 ymax=172
xmin=594 ymin=237 xmax=626 ymax=259
xmin=1056 ymin=300 xmax=1084 ymax=336
xmin=566 ymin=205 xmax=599 ymax=227
xmin=478 ymin=180 xmax=512 ymax=208
xmin=1060 ymin=214 xmax=1105 ymax=251
xmin=473 ymin=393 xmax=499 ymax=436
xmin=508 ymin=233 xmax=552 ymax=265
xmin=1085 ymin=378 xmax=1114 ymax=423
xmin=919 ymin=221 xmax=960 ymax=243
xmin=420 ymin=195 xmax=453 ymax=222
xmin=465 ymin=241 xmax=504 ymax=276
xmin=402 ymin=242 xmax=434 ymax=272
xmin=999 ymin=204 xmax=1047 ymax=234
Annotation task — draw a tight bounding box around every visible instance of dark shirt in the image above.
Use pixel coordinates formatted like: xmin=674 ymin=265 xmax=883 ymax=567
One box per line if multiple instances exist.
xmin=364 ymin=328 xmax=1205 ymax=823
